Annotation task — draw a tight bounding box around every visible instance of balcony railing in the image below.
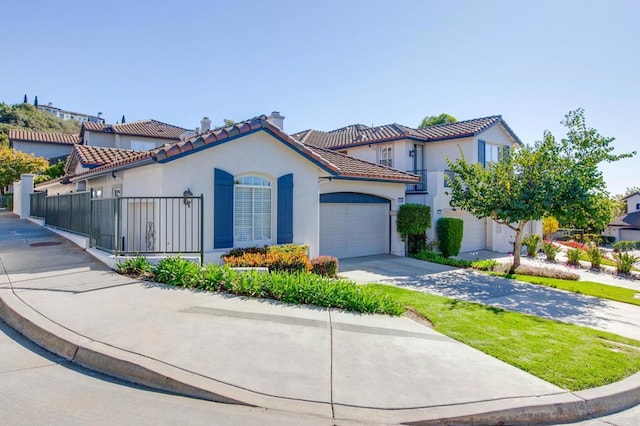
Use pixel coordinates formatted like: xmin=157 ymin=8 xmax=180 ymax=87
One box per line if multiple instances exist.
xmin=406 ymin=169 xmax=427 ymax=192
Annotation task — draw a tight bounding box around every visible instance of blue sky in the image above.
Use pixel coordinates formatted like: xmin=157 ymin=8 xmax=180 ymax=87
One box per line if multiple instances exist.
xmin=3 ymin=0 xmax=638 ymax=195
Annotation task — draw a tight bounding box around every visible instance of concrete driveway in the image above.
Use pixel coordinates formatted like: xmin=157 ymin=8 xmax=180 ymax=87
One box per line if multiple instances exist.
xmin=340 ymin=255 xmax=640 ymax=340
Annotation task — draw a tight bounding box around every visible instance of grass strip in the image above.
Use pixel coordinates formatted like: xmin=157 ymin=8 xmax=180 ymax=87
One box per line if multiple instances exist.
xmin=497 ymin=273 xmax=640 ymax=307
xmin=368 ymin=284 xmax=640 ymax=391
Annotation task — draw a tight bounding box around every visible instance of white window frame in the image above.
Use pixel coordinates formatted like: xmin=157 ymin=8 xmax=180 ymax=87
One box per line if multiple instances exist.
xmin=485 ymin=143 xmax=501 ymax=164
xmin=234 ymin=176 xmax=272 ymax=243
xmin=379 ymin=145 xmax=393 ymax=168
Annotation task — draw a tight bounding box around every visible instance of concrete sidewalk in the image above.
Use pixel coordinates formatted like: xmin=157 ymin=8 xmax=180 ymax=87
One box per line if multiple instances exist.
xmin=1 ymin=212 xmax=639 ymax=425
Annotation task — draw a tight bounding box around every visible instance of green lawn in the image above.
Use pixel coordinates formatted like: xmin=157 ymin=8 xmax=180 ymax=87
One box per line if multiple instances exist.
xmin=498 ymin=273 xmax=640 ymax=307
xmin=368 ymin=284 xmax=640 ymax=391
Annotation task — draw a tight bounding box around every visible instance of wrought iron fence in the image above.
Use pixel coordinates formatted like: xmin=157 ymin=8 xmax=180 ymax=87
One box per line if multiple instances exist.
xmin=406 ymin=169 xmax=427 ymax=192
xmin=114 ymin=196 xmax=203 ymax=262
xmin=29 ymin=192 xmax=47 ymax=218
xmin=30 ymin=193 xmax=204 ymax=263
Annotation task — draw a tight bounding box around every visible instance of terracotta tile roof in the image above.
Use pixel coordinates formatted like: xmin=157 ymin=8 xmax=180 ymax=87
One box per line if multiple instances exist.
xmin=61 ymin=115 xmax=419 ymax=184
xmin=82 ymin=119 xmax=187 ymax=140
xmin=306 ymin=145 xmax=420 ymax=183
xmin=608 ymin=211 xmax=640 ymax=228
xmin=292 ymin=115 xmax=522 ymax=148
xmin=8 ymin=129 xmax=80 ymax=145
xmin=73 ymin=145 xmax=148 ymax=167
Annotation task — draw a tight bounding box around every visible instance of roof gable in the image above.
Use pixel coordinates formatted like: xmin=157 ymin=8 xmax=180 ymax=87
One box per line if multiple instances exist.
xmin=65 ymin=145 xmax=151 ymax=174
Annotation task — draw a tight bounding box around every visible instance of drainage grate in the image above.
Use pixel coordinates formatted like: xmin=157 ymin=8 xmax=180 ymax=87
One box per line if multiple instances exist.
xmin=29 ymin=241 xmax=62 ymax=247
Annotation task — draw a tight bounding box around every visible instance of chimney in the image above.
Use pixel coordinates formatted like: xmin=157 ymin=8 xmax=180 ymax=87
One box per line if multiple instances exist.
xmin=200 ymin=116 xmax=211 ymax=133
xmin=267 ymin=111 xmax=285 ymax=130
xmin=97 ymin=112 xmax=103 ymax=118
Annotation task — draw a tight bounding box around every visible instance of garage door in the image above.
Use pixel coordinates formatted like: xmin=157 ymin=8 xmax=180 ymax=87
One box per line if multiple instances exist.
xmin=620 ymin=229 xmax=640 ymax=241
xmin=320 ymin=193 xmax=390 ymax=259
xmin=445 ymin=211 xmax=486 ymax=252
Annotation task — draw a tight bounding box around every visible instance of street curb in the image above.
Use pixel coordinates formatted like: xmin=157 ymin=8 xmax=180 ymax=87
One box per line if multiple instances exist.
xmin=1 ymin=286 xmax=640 ymax=424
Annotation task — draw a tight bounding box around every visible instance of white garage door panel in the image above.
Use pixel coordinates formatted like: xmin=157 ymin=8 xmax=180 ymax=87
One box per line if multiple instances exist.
xmin=620 ymin=230 xmax=640 ymax=241
xmin=320 ymin=203 xmax=389 ymax=259
xmin=445 ymin=212 xmax=486 ymax=252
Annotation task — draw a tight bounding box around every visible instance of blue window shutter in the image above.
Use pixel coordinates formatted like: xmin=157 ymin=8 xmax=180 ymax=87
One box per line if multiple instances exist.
xmin=214 ymin=168 xmax=234 ymax=249
xmin=277 ymin=174 xmax=294 ymax=244
xmin=478 ymin=139 xmax=486 ymax=167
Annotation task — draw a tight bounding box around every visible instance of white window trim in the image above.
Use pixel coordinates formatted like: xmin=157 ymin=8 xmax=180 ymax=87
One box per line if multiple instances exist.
xmin=234 ymin=176 xmax=272 ymax=244
xmin=379 ymin=145 xmax=393 ymax=168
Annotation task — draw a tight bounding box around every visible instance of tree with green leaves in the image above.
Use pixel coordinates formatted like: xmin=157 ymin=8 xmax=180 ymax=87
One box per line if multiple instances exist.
xmin=446 ymin=109 xmax=635 ymax=272
xmin=0 ymin=146 xmax=48 ymax=193
xmin=419 ymin=113 xmax=457 ymax=128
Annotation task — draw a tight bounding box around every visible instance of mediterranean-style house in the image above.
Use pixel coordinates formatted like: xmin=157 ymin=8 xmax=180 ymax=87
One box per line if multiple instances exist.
xmin=35 ymin=114 xmax=419 ymax=262
xmin=293 ymin=116 xmax=540 ymax=253
xmin=8 ymin=129 xmax=80 ymax=164
xmin=604 ymin=192 xmax=640 ymax=242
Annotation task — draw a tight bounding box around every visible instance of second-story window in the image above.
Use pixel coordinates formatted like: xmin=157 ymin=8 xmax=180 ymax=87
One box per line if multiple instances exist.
xmin=379 ymin=145 xmax=393 ymax=168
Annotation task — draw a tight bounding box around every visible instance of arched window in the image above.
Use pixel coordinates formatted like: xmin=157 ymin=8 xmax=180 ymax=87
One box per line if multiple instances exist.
xmin=234 ymin=176 xmax=271 ymax=242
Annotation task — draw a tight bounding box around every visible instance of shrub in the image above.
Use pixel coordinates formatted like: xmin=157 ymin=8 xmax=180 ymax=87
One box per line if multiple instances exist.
xmin=500 ymin=264 xmax=580 ymax=280
xmin=585 ymin=245 xmax=603 ymax=270
xmin=436 ymin=217 xmax=463 ymax=258
xmin=542 ymin=216 xmax=559 ymax=239
xmin=397 ymin=204 xmax=432 ymax=255
xmin=116 ymin=255 xmax=154 ymax=277
xmin=471 ymin=259 xmax=499 ymax=271
xmin=584 ymin=234 xmax=603 ymax=246
xmin=613 ymin=241 xmax=638 ymax=252
xmin=635 ymin=241 xmax=640 ymax=250
xmin=614 ymin=252 xmax=639 ymax=275
xmin=566 ymin=248 xmax=582 ymax=267
xmin=602 ymin=236 xmax=615 ymax=245
xmin=310 ymin=256 xmax=339 ymax=277
xmin=414 ymin=250 xmax=472 ymax=268
xmin=266 ymin=246 xmax=311 ymax=274
xmin=222 ymin=246 xmax=267 ymax=259
xmin=542 ymin=242 xmax=560 ymax=261
xmin=223 ymin=252 xmax=268 ymax=267
xmin=154 ymin=256 xmax=202 ymax=287
xmin=522 ymin=234 xmax=542 ymax=257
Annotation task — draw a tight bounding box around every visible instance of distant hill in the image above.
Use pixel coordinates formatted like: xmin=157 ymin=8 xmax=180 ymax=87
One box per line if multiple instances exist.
xmin=0 ymin=102 xmax=80 ymax=146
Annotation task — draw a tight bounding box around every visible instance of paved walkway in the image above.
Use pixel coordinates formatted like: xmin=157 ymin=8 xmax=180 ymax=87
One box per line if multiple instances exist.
xmin=340 ymin=255 xmax=640 ymax=340
xmin=0 ymin=212 xmax=639 ymax=424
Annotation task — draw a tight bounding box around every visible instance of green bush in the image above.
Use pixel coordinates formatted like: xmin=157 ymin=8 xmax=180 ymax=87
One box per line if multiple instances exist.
xmin=602 ymin=236 xmax=615 ymax=245
xmin=584 ymin=234 xmax=603 ymax=246
xmin=222 ymin=246 xmax=267 ymax=259
xmin=116 ymin=255 xmax=154 ymax=276
xmin=585 ymin=245 xmax=603 ymax=270
xmin=154 ymin=256 xmax=202 ymax=287
xmin=266 ymin=245 xmax=311 ymax=274
xmin=522 ymin=234 xmax=542 ymax=257
xmin=413 ymin=250 xmax=472 ymax=268
xmin=542 ymin=242 xmax=560 ymax=261
xmin=436 ymin=217 xmax=463 ymax=258
xmin=193 ymin=264 xmax=404 ymax=315
xmin=471 ymin=259 xmax=499 ymax=271
xmin=614 ymin=252 xmax=639 ymax=275
xmin=397 ymin=204 xmax=432 ymax=255
xmin=566 ymin=248 xmax=582 ymax=267
xmin=613 ymin=241 xmax=637 ymax=252
xmin=310 ymin=256 xmax=339 ymax=277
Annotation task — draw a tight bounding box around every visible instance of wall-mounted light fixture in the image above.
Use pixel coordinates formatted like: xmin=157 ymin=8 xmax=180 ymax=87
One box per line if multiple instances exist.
xmin=183 ymin=188 xmax=193 ymax=207
xmin=409 ymin=149 xmax=415 ymax=157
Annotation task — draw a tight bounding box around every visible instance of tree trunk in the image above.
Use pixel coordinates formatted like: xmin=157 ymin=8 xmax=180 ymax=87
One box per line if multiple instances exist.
xmin=510 ymin=221 xmax=526 ymax=273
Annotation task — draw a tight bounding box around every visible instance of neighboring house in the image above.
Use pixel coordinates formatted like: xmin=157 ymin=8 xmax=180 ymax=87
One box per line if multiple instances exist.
xmin=604 ymin=192 xmax=640 ymax=242
xmin=8 ymin=129 xmax=80 ymax=163
xmin=38 ymin=102 xmax=105 ymax=124
xmin=80 ymin=119 xmax=189 ymax=151
xmin=293 ymin=116 xmax=540 ymax=253
xmin=36 ymin=115 xmax=419 ymax=262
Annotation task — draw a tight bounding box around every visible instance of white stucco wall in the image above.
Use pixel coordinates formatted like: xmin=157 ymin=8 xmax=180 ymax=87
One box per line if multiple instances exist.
xmin=319 ymin=179 xmax=407 ymax=256
xmin=626 ymin=194 xmax=640 ymax=214
xmin=343 ymin=139 xmax=416 ymax=173
xmin=157 ymin=131 xmax=324 ymax=262
xmin=423 ymin=137 xmax=475 ymax=171
xmin=13 ymin=141 xmax=73 ymax=162
xmin=84 ymin=131 xmax=177 ymax=151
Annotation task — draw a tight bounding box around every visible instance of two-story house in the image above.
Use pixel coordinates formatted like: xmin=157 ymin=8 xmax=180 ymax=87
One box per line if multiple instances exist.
xmin=604 ymin=192 xmax=640 ymax=242
xmin=294 ymin=116 xmax=538 ymax=253
xmin=8 ymin=129 xmax=80 ymax=164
